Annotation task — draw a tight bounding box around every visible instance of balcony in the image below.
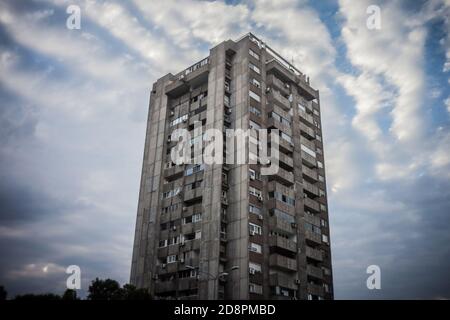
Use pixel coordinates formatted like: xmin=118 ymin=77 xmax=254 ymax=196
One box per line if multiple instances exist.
xmin=307 ymin=282 xmax=324 ymax=297
xmin=269 ymin=167 xmax=294 ymax=186
xmin=189 ymin=110 xmax=206 ymax=126
xmin=269 ymin=216 xmax=296 ymax=235
xmin=304 ymin=197 xmax=320 ymax=212
xmin=269 ymin=235 xmax=297 ymax=253
xmin=178 ymin=278 xmax=199 ymax=291
xmin=305 ymin=246 xmax=323 ymax=262
xmin=164 ymin=165 xmax=184 ymax=180
xmin=184 ymin=188 xmax=202 ymax=203
xmin=303 ymin=180 xmax=319 ymax=197
xmin=266 ymin=59 xmax=297 ymax=84
xmin=299 ymin=122 xmax=315 ymax=140
xmin=302 ymin=166 xmax=317 ymax=182
xmin=307 ymin=265 xmax=324 ymax=280
xmin=268 ymin=90 xmax=291 ymax=111
xmin=267 ymin=74 xmax=290 ymax=96
xmin=154 ymin=281 xmax=176 ymax=293
xmin=266 ymin=198 xmax=295 ymax=216
xmin=270 ymin=134 xmax=294 ymax=154
xmin=269 ymin=254 xmax=297 ymax=272
xmin=166 ymin=58 xmax=209 ymax=97
xmin=304 ymin=213 xmax=321 ymax=227
xmin=301 ymin=151 xmax=316 ymax=168
xmin=278 ymin=152 xmax=294 ymax=169
xmin=299 ymin=110 xmax=314 ymax=126
xmin=300 ymin=136 xmax=316 ymax=151
xmin=297 ymin=77 xmax=318 ymax=101
xmin=267 ymin=117 xmax=292 ymax=136
xmin=305 ymin=230 xmax=322 ymax=245
xmin=269 ymin=273 xmax=297 ymax=290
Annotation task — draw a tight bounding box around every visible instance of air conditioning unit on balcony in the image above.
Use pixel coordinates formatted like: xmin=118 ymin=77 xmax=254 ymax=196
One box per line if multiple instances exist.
xmin=257 ymin=214 xmax=263 ymax=221
xmin=291 ymin=223 xmax=297 ymax=228
xmin=180 ymin=258 xmax=185 ymax=263
xmin=258 ymin=195 xmax=263 ymax=201
xmin=172 ymin=226 xmax=177 ymax=231
xmin=182 ymin=206 xmax=187 ymax=212
xmin=170 ymin=110 xmax=175 ymax=116
xmin=250 ymin=230 xmax=256 ymax=236
xmin=161 ymin=263 xmax=166 ymax=269
xmin=167 ymin=137 xmax=171 ymax=143
xmin=249 ymin=269 xmax=256 ymax=275
xmin=295 ymin=279 xmax=301 ymax=285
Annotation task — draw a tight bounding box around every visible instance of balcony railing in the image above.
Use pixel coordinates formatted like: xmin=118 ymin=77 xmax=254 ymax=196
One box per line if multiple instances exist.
xmin=269 ymin=254 xmax=297 ymax=272
xmin=302 ymin=166 xmax=317 ymax=182
xmin=304 ymin=197 xmax=320 ymax=212
xmin=307 ymin=265 xmax=324 ymax=280
xmin=269 ymin=273 xmax=297 ymax=290
xmin=269 ymin=216 xmax=296 ymax=235
xmin=305 ymin=246 xmax=323 ymax=262
xmin=301 ymin=151 xmax=317 ymax=168
xmin=269 ymin=235 xmax=297 ymax=253
xmin=267 ymin=74 xmax=290 ymax=96
xmin=305 ymin=230 xmax=322 ymax=245
xmin=299 ymin=122 xmax=315 ymax=140
xmin=268 ymin=90 xmax=290 ymax=111
xmin=303 ymin=180 xmax=319 ymax=197
xmin=269 ymin=167 xmax=294 ymax=186
xmin=307 ymin=282 xmax=324 ymax=297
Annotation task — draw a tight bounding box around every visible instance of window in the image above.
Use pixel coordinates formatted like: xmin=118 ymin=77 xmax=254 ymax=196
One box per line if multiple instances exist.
xmin=185 ymin=164 xmax=204 ymax=176
xmin=167 ymin=255 xmax=177 ymax=263
xmin=319 ymin=189 xmax=326 ymax=197
xmin=320 ymin=204 xmax=327 ymax=212
xmin=317 ymin=161 xmax=323 ymax=169
xmin=162 ymin=187 xmax=181 ymax=199
xmin=249 ymin=262 xmax=262 ymax=273
xmin=224 ymin=94 xmax=230 ymax=106
xmin=249 ymin=242 xmax=262 ymax=253
xmin=322 ymin=234 xmax=329 ymax=244
xmin=321 ymin=219 xmax=328 ymax=228
xmin=249 ymin=223 xmax=262 ymax=235
xmin=159 ymin=239 xmax=167 ymax=248
xmin=192 ymin=213 xmax=202 ymax=223
xmin=170 ymin=114 xmax=188 ymax=127
xmin=249 ymin=186 xmax=262 ymax=198
xmin=249 ymin=62 xmax=260 ymax=74
xmin=298 ymin=102 xmax=306 ymax=112
xmin=322 ymin=267 xmax=331 ymax=276
xmin=316 ymin=134 xmax=322 ymax=142
xmin=249 ymin=90 xmax=261 ymax=102
xmin=280 ymin=132 xmax=292 ymax=144
xmin=249 ymin=205 xmax=261 ymax=215
xmin=301 ymin=144 xmax=316 ymax=158
xmin=249 ymin=120 xmax=261 ymax=130
xmin=250 ymin=78 xmax=261 ymax=88
xmin=249 ymin=49 xmax=260 ymax=60
xmin=305 ymin=222 xmax=321 ymax=234
xmin=268 ymin=191 xmax=295 ymax=206
xmin=270 ymin=209 xmax=295 ymax=224
xmin=249 ymin=106 xmax=261 ymax=116
xmin=195 ymin=230 xmax=202 ymax=239
xmin=249 ymin=283 xmax=263 ymax=294
xmin=313 ymin=109 xmax=320 ymax=116
xmin=318 ymin=175 xmax=325 ymax=182
xmin=249 ymin=168 xmax=260 ymax=180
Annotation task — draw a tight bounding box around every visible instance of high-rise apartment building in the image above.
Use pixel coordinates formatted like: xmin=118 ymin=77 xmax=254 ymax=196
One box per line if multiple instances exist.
xmin=130 ymin=33 xmax=333 ymax=300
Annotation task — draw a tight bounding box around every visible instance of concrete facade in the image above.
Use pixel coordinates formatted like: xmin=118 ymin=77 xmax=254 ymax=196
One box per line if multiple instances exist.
xmin=130 ymin=33 xmax=333 ymax=300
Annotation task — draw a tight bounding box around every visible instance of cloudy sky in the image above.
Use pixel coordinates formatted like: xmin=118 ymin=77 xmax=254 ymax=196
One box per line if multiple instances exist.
xmin=0 ymin=0 xmax=449 ymax=299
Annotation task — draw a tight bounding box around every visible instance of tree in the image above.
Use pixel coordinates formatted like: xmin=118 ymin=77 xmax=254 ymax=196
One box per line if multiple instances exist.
xmin=14 ymin=293 xmax=61 ymax=300
xmin=87 ymin=278 xmax=124 ymax=300
xmin=62 ymin=289 xmax=78 ymax=300
xmin=122 ymin=284 xmax=152 ymax=300
xmin=0 ymin=286 xmax=7 ymax=300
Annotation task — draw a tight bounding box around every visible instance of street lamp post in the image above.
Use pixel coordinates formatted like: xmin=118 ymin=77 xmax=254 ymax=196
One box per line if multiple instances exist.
xmin=186 ymin=265 xmax=239 ymax=299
